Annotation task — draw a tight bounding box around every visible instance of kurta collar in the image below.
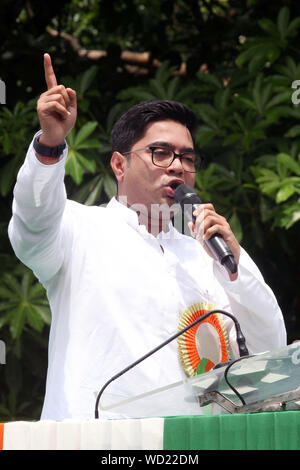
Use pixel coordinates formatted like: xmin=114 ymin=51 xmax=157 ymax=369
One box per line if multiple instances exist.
xmin=106 ymin=197 xmax=179 ymax=239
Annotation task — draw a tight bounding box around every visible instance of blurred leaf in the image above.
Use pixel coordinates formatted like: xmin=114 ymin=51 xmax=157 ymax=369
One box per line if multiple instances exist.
xmin=277 ymin=6 xmax=290 ymax=40
xmin=228 ymin=211 xmax=243 ymax=243
xmin=258 ymin=18 xmax=277 ymax=36
xmin=276 ymin=184 xmax=296 ymax=203
xmin=74 ymin=121 xmax=98 ymax=146
xmin=66 ymin=121 xmax=100 ymax=184
xmin=65 ymin=149 xmax=84 ymax=184
xmin=0 ymin=269 xmax=50 ymax=339
xmin=103 ymin=174 xmax=117 ymax=199
xmin=277 ymin=153 xmax=300 ymax=176
xmin=285 ymin=125 xmax=300 ymax=138
xmin=280 ymin=203 xmax=300 ymax=228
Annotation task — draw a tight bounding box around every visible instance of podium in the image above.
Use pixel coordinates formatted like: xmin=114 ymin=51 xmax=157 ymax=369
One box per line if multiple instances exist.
xmin=97 ymin=342 xmax=300 ymax=418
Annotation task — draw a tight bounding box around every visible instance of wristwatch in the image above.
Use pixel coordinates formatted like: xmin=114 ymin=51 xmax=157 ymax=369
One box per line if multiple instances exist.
xmin=33 ymin=135 xmax=66 ymax=158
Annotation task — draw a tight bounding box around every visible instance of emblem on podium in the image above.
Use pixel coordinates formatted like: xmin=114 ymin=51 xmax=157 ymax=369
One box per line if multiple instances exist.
xmin=178 ymin=302 xmax=231 ymax=377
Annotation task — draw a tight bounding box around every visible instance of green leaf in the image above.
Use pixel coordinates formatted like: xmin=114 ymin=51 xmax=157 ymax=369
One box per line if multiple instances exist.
xmin=237 ymin=97 xmax=257 ymax=110
xmin=196 ymin=126 xmax=216 ymax=146
xmin=66 ymin=127 xmax=75 ymax=146
xmin=253 ymin=76 xmax=272 ymax=114
xmin=229 ymin=212 xmax=243 ymax=243
xmin=21 ymin=272 xmax=31 ymax=299
xmin=258 ymin=18 xmax=278 ymax=36
xmin=0 ymin=285 xmax=18 ymax=300
xmin=196 ymin=72 xmax=222 ymax=89
xmin=276 ymin=184 xmax=296 ymax=203
xmin=277 ymin=6 xmax=290 ymax=40
xmin=9 ymin=304 xmax=26 ymax=339
xmin=233 ymin=112 xmax=247 ymax=131
xmin=167 ymin=77 xmax=180 ymax=100
xmin=103 ymin=175 xmax=117 ymax=199
xmin=235 ymin=43 xmax=263 ymax=68
xmin=287 ymin=17 xmax=300 ymax=36
xmin=278 ymin=200 xmax=300 ymax=228
xmin=249 ymin=53 xmax=268 ymax=73
xmin=75 ymin=138 xmax=101 ymax=150
xmin=266 ymin=91 xmax=291 ymax=109
xmin=277 ymin=153 xmax=300 ymax=175
xmin=32 ymin=305 xmax=51 ymax=325
xmin=65 ymin=149 xmax=84 ymax=184
xmin=26 ymin=304 xmax=44 ymax=332
xmin=28 ymin=282 xmax=47 ymax=300
xmin=0 ymin=311 xmax=10 ymax=328
xmin=223 ymin=133 xmax=242 ymax=146
xmin=215 ymin=86 xmax=231 ymax=112
xmin=284 ymin=125 xmax=300 ymax=138
xmin=2 ymin=274 xmax=22 ymax=298
xmin=149 ymin=79 xmax=166 ymax=99
xmin=287 ymin=213 xmax=300 ymax=228
xmin=259 ymin=180 xmax=282 ymax=196
xmin=74 ymin=122 xmax=98 ymax=147
xmin=197 ymin=105 xmax=219 ymax=129
xmin=75 ymin=152 xmax=96 ymax=173
xmin=79 ymin=65 xmax=99 ymax=97
xmin=84 ymin=176 xmax=104 ymax=206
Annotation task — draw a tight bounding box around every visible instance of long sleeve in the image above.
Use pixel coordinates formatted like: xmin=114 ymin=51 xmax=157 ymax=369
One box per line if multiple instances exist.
xmin=8 ymin=132 xmax=68 ymax=283
xmin=213 ymin=247 xmax=287 ymax=355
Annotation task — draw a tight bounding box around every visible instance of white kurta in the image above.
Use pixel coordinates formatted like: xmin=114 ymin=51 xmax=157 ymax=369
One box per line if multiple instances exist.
xmin=8 ymin=134 xmax=287 ymax=421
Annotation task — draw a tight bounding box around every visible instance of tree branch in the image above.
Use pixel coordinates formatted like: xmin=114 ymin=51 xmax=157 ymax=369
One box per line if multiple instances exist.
xmin=45 ymin=26 xmax=187 ymax=76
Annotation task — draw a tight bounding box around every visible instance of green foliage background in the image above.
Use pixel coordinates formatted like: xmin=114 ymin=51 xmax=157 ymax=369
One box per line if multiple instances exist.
xmin=0 ymin=0 xmax=300 ymax=421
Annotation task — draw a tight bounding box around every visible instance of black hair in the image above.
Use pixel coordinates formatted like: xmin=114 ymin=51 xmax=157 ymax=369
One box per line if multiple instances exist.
xmin=110 ymin=100 xmax=198 ymax=154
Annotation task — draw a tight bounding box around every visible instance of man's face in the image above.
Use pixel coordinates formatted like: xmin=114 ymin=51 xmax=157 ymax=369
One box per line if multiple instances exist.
xmin=114 ymin=120 xmax=196 ymax=217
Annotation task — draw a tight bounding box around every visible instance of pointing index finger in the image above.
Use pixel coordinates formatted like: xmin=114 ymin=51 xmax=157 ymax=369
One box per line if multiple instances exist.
xmin=44 ymin=53 xmax=57 ymax=90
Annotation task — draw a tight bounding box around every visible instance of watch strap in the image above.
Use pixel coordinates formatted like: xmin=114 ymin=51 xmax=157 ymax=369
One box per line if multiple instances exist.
xmin=33 ymin=136 xmax=66 ymax=158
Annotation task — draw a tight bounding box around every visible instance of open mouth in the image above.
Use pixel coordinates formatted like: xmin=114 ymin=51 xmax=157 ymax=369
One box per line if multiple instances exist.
xmin=165 ymin=180 xmax=183 ymax=197
xmin=170 ymin=181 xmax=182 ymax=190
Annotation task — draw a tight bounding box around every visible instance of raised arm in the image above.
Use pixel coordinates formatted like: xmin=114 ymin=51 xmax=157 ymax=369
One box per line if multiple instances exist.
xmin=8 ymin=54 xmax=77 ymax=282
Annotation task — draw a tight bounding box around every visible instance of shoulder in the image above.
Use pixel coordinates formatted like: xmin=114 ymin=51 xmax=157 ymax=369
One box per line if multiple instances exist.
xmin=62 ymin=199 xmax=112 ymax=225
xmin=65 ymin=199 xmax=108 ymax=214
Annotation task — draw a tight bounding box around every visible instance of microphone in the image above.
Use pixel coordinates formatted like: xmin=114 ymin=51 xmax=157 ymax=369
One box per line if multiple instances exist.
xmin=174 ymin=184 xmax=237 ymax=275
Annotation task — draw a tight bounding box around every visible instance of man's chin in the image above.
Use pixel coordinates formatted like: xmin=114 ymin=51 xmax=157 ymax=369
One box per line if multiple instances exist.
xmin=151 ymin=199 xmax=181 ymax=220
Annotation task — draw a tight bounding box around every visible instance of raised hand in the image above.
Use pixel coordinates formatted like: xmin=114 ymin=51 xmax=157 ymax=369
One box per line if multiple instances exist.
xmin=37 ymin=53 xmax=77 ymax=147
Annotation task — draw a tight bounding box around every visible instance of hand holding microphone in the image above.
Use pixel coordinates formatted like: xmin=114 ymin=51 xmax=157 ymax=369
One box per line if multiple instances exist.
xmin=174 ymin=184 xmax=240 ymax=278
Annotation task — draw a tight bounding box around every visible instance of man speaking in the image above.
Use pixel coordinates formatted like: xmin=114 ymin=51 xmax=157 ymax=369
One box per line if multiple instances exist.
xmin=8 ymin=54 xmax=286 ymax=420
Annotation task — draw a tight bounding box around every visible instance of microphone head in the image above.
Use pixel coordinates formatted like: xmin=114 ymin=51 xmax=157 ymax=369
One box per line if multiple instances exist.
xmin=174 ymin=184 xmax=202 ymax=207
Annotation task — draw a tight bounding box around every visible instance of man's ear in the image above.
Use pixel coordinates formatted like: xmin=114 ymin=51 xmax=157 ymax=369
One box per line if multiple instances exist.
xmin=110 ymin=151 xmax=128 ymax=184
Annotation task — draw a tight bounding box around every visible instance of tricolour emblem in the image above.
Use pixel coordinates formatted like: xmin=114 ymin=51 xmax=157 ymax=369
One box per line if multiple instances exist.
xmin=178 ymin=302 xmax=231 ymax=376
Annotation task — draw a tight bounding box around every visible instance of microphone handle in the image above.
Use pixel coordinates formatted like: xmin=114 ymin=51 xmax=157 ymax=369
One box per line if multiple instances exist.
xmin=191 ymin=204 xmax=237 ymax=274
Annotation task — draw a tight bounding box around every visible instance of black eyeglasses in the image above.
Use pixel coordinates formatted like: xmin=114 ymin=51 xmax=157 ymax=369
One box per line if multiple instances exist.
xmin=122 ymin=146 xmax=201 ymax=173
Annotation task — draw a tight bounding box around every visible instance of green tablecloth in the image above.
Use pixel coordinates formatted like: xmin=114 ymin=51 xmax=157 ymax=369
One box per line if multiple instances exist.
xmin=163 ymin=410 xmax=300 ymax=450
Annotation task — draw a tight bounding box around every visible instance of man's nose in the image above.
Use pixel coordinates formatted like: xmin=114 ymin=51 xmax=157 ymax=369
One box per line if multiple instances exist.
xmin=166 ymin=156 xmax=184 ymax=173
